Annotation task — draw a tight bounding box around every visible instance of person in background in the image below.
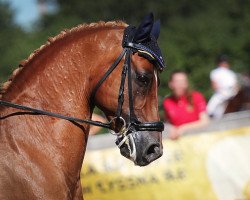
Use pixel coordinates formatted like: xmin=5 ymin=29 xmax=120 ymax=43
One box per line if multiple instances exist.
xmin=207 ymin=54 xmax=238 ymax=119
xmin=89 ymin=113 xmax=107 ymax=135
xmin=163 ymin=70 xmax=209 ymax=140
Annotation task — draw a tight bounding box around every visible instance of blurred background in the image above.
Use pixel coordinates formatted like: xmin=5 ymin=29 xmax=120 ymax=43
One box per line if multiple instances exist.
xmin=1 ymin=0 xmax=250 ymax=102
xmin=1 ymin=1 xmax=250 ymax=199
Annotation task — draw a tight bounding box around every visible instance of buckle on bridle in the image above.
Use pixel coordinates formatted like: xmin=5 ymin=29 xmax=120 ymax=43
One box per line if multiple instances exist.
xmin=109 ymin=117 xmax=127 ymax=136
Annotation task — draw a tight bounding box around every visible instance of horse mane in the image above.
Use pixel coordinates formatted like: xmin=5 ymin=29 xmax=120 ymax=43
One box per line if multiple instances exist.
xmin=0 ymin=21 xmax=127 ymax=99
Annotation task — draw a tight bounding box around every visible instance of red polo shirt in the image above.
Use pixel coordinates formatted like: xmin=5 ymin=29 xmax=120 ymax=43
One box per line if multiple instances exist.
xmin=163 ymin=91 xmax=207 ymax=126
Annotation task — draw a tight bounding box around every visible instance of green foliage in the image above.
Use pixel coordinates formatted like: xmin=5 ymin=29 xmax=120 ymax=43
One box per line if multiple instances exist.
xmin=0 ymin=0 xmax=250 ymax=102
xmin=157 ymin=0 xmax=250 ymax=99
xmin=0 ymin=2 xmax=23 ymax=81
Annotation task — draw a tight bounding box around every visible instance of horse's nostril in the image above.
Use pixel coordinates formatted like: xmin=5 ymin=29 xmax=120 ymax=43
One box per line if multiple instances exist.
xmin=146 ymin=144 xmax=159 ymax=156
xmin=143 ymin=143 xmax=162 ymax=163
xmin=138 ymin=143 xmax=163 ymax=165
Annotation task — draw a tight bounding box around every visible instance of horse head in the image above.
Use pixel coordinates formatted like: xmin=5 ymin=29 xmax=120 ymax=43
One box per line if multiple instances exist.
xmin=93 ymin=13 xmax=166 ymax=166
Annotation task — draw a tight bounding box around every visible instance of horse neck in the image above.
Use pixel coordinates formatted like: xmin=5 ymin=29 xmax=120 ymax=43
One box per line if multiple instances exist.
xmin=0 ymin=27 xmax=124 ymax=181
xmin=3 ymin=27 xmax=123 ymax=119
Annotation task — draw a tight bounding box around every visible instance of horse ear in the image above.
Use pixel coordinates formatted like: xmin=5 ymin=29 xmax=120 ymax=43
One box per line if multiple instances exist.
xmin=134 ymin=13 xmax=154 ymax=42
xmin=151 ymin=20 xmax=160 ymax=40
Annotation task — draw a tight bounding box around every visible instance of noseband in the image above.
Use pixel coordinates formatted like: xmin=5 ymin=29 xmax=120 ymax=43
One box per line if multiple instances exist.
xmin=0 ymin=25 xmax=166 ymax=157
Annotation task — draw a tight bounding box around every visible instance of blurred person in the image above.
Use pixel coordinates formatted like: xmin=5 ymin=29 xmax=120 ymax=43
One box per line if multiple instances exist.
xmin=89 ymin=113 xmax=107 ymax=135
xmin=207 ymin=54 xmax=238 ymax=119
xmin=163 ymin=70 xmax=209 ymax=140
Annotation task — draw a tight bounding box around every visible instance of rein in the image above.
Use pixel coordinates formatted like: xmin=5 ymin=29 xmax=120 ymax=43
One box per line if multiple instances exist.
xmin=0 ymin=100 xmax=111 ymax=128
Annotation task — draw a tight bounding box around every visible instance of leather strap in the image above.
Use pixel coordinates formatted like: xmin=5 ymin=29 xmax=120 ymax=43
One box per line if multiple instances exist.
xmin=126 ymin=49 xmax=137 ymax=123
xmin=91 ymin=49 xmax=127 ymax=101
xmin=0 ymin=100 xmax=111 ymax=128
xmin=116 ymin=51 xmax=128 ymax=118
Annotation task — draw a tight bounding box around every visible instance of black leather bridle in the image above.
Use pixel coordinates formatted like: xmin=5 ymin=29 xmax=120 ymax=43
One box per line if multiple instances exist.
xmin=91 ymin=49 xmax=164 ymax=134
xmin=0 ymin=25 xmax=166 ymax=143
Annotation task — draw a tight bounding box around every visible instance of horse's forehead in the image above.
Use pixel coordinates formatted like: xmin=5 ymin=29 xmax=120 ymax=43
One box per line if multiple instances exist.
xmin=132 ymin=53 xmax=154 ymax=73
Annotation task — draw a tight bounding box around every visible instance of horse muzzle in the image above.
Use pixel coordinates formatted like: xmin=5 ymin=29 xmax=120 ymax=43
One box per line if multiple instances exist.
xmin=115 ymin=120 xmax=164 ymax=166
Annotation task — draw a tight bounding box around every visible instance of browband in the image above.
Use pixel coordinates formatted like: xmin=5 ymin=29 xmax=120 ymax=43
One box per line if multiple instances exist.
xmin=122 ymin=25 xmax=166 ymax=71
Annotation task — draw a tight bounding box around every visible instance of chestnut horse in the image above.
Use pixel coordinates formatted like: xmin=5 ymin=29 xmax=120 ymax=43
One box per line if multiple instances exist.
xmin=0 ymin=15 xmax=165 ymax=199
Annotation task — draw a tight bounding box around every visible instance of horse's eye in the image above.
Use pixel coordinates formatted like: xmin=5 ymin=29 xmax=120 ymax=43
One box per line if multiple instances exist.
xmin=136 ymin=74 xmax=151 ymax=87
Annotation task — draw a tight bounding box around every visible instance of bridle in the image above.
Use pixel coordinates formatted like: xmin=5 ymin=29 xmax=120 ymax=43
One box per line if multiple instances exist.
xmin=0 ymin=25 xmax=166 ymax=160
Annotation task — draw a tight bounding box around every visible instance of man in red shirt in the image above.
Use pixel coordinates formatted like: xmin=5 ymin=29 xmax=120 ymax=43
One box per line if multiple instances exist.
xmin=163 ymin=70 xmax=209 ymax=139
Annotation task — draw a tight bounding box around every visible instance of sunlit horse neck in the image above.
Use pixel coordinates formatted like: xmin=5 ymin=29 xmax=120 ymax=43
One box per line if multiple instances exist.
xmin=0 ymin=21 xmax=128 ymax=199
